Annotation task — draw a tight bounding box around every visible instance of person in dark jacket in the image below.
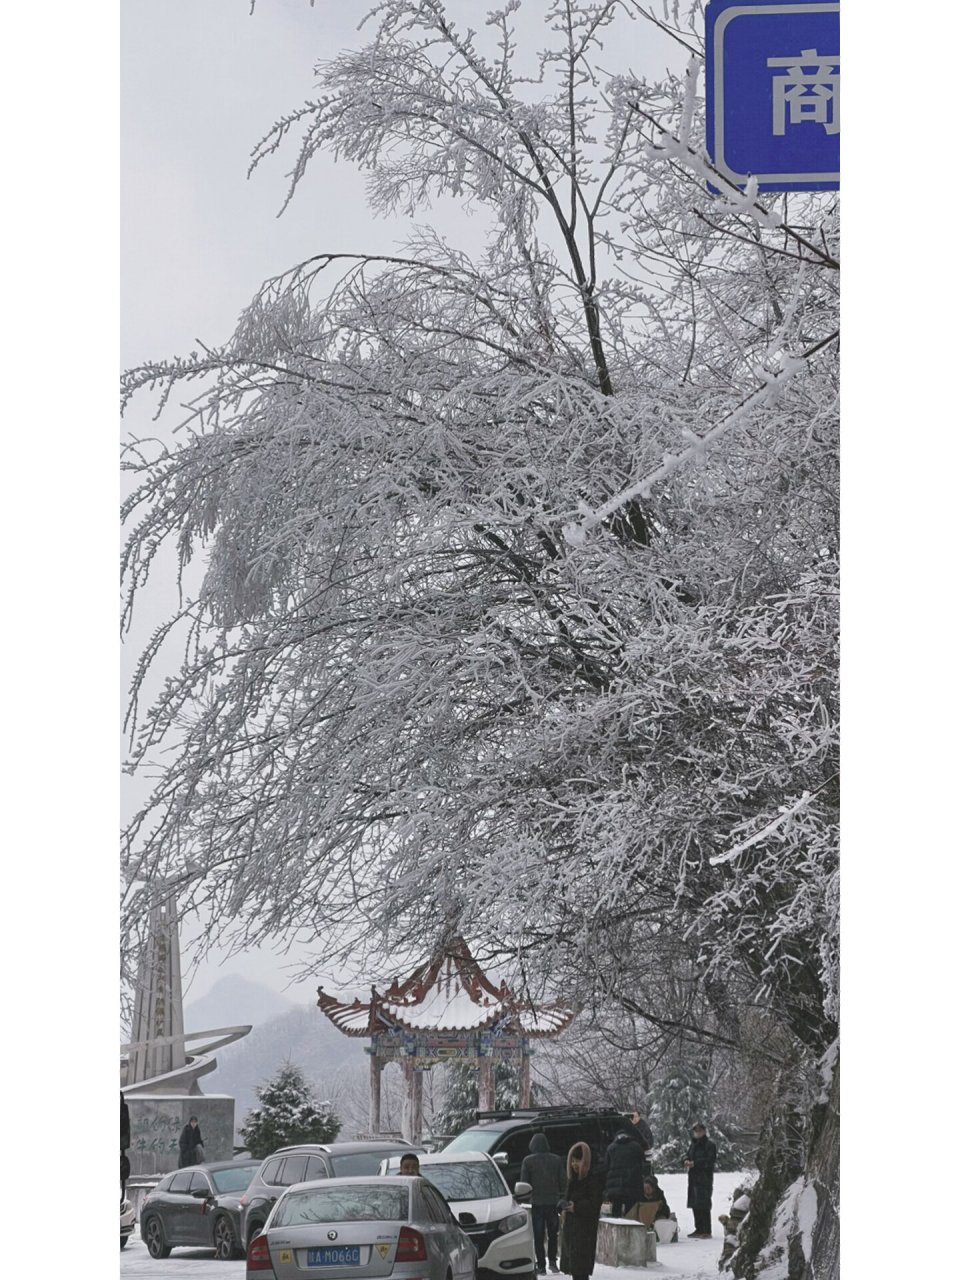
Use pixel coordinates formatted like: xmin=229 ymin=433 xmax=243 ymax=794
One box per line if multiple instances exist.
xmin=636 ymin=1175 xmax=672 ymax=1221
xmin=178 ymin=1115 xmax=204 ymax=1168
xmin=628 ymin=1109 xmax=654 ymax=1178
xmin=521 ymin=1133 xmax=566 ymax=1274
xmin=684 ymin=1123 xmax=717 ymax=1238
xmin=604 ymin=1126 xmax=646 ymax=1218
xmin=121 ymin=1092 xmax=131 ymax=1198
xmin=558 ymin=1142 xmax=604 ymax=1280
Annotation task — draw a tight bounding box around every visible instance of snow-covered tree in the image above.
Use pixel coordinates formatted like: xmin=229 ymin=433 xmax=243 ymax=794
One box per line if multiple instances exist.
xmin=647 ymin=1059 xmax=744 ymax=1172
xmin=122 ymin=5 xmax=838 ymax=1272
xmin=434 ymin=1060 xmax=537 ymax=1139
xmin=240 ymin=1063 xmax=342 ymax=1159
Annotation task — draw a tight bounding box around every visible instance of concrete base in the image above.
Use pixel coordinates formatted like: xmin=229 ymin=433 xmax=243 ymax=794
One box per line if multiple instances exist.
xmin=125 ymin=1094 xmax=236 ymax=1177
xmin=596 ymin=1218 xmax=657 ymax=1268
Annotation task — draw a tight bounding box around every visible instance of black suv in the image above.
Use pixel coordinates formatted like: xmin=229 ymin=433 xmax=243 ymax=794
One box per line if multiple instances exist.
xmin=239 ymin=1139 xmax=417 ymax=1247
xmin=442 ymin=1107 xmax=628 ymax=1189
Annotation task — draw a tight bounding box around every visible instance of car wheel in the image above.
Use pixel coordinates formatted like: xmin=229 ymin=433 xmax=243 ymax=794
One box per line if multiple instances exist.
xmin=247 ymin=1221 xmax=265 ymax=1250
xmin=144 ymin=1215 xmax=172 ymax=1259
xmin=119 ymin=1237 xmax=127 ymax=1250
xmin=214 ymin=1214 xmax=241 ymax=1261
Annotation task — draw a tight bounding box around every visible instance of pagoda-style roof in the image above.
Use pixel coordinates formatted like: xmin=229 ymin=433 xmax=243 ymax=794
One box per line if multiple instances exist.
xmin=317 ymin=935 xmax=575 ymax=1039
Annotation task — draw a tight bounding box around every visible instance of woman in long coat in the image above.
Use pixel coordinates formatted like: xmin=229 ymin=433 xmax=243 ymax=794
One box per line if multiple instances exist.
xmin=558 ymin=1142 xmax=604 ymax=1280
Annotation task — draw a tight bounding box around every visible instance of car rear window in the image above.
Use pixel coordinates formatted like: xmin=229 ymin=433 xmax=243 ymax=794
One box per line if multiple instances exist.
xmin=211 ymin=1165 xmax=259 ymax=1194
xmin=422 ymin=1162 xmax=506 ymax=1202
xmin=442 ymin=1127 xmax=503 ymax=1155
xmin=272 ymin=1184 xmax=410 ymax=1228
xmin=329 ymin=1150 xmax=408 ymax=1177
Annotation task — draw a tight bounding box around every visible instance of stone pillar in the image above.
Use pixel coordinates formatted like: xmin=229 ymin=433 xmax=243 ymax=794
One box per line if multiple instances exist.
xmin=411 ymin=1068 xmax=424 ymax=1144
xmin=369 ymin=1055 xmax=382 ymax=1136
xmin=401 ymin=1060 xmax=415 ymax=1142
xmin=519 ymin=1051 xmax=531 ymax=1107
xmin=479 ymin=1058 xmax=496 ymax=1111
xmin=128 ymin=887 xmax=186 ymax=1086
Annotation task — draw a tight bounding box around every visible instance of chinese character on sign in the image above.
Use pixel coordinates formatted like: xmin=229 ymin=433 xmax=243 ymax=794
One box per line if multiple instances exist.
xmin=767 ymin=48 xmax=839 ymax=136
xmin=705 ymin=0 xmax=840 ymax=192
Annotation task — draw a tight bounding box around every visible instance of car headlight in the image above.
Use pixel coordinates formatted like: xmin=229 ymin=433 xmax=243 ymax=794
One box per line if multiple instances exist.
xmin=498 ymin=1213 xmax=528 ymax=1235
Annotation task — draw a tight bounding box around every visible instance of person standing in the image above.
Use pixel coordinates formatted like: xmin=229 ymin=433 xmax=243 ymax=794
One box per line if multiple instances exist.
xmin=120 ymin=1092 xmax=131 ymax=1199
xmin=628 ymin=1109 xmax=654 ymax=1179
xmin=558 ymin=1142 xmax=604 ymax=1280
xmin=178 ymin=1115 xmax=204 ymax=1168
xmin=684 ymin=1123 xmax=717 ymax=1238
xmin=520 ymin=1133 xmax=566 ymax=1274
xmin=603 ymin=1126 xmax=646 ymax=1218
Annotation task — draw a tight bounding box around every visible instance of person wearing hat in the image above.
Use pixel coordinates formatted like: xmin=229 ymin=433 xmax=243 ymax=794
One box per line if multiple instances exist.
xmin=683 ymin=1123 xmax=717 ymax=1238
xmin=521 ymin=1133 xmax=565 ymax=1274
xmin=604 ymin=1125 xmax=646 ymax=1218
xmin=636 ymin=1174 xmax=672 ymax=1221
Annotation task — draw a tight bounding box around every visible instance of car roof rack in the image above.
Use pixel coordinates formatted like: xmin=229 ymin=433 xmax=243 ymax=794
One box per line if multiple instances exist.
xmin=475 ymin=1105 xmax=626 ymax=1122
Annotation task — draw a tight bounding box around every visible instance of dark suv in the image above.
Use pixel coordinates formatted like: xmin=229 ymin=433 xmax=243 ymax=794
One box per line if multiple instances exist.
xmin=239 ymin=1140 xmax=417 ymax=1246
xmin=442 ymin=1107 xmax=628 ymax=1189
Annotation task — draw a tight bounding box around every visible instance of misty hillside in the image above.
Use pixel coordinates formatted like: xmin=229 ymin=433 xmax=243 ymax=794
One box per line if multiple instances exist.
xmin=184 ymin=974 xmax=296 ymax=1030
xmin=193 ymin=998 xmax=369 ymax=1141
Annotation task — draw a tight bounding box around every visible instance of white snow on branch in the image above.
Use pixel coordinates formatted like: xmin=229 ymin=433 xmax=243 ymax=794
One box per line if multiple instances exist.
xmin=562 ymin=354 xmax=806 ymax=546
xmin=709 ymin=788 xmax=815 ymax=867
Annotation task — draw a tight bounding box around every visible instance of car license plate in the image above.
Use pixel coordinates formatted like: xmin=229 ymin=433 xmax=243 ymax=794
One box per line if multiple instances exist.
xmin=307 ymin=1246 xmax=362 ymax=1267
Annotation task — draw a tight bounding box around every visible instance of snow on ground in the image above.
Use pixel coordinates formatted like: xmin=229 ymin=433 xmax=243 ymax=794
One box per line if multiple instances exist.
xmin=119 ymin=1172 xmax=750 ymax=1280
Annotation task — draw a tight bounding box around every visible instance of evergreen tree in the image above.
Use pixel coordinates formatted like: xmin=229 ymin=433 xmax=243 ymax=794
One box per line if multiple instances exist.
xmin=434 ymin=1061 xmax=534 ymax=1138
xmin=647 ymin=1061 xmax=745 ymax=1172
xmin=240 ymin=1063 xmax=342 ymax=1159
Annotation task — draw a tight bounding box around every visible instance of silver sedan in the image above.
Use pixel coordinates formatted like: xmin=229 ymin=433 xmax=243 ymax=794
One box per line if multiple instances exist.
xmin=247 ymin=1176 xmax=477 ymax=1280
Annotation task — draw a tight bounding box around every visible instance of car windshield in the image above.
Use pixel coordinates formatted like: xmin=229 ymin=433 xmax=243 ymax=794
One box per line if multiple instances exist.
xmin=210 ymin=1165 xmax=258 ymax=1194
xmin=422 ymin=1162 xmax=507 ymax=1202
xmin=442 ymin=1128 xmax=503 ymax=1155
xmin=272 ymin=1185 xmax=410 ymax=1228
xmin=330 ymin=1150 xmax=407 ymax=1177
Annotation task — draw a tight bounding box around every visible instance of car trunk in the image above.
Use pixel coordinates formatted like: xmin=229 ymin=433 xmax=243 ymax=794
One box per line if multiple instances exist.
xmin=264 ymin=1221 xmax=407 ymax=1280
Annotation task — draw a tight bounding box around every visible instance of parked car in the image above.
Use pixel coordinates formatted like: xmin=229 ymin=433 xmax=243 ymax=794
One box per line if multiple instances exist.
xmin=139 ymin=1158 xmax=261 ymax=1260
xmin=380 ymin=1150 xmax=535 ymax=1280
xmin=120 ymin=1193 xmax=136 ymax=1249
xmin=441 ymin=1107 xmax=627 ymax=1189
xmin=246 ymin=1175 xmax=476 ymax=1280
xmin=241 ymin=1141 xmax=419 ymax=1248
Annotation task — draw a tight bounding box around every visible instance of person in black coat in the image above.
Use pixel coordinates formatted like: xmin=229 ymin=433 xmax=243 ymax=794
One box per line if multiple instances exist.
xmin=178 ymin=1115 xmax=204 ymax=1168
xmin=558 ymin=1142 xmax=604 ymax=1280
xmin=604 ymin=1126 xmax=646 ymax=1217
xmin=521 ymin=1133 xmax=566 ymax=1273
xmin=628 ymin=1109 xmax=654 ymax=1178
xmin=121 ymin=1092 xmax=131 ymax=1199
xmin=684 ymin=1124 xmax=717 ymax=1238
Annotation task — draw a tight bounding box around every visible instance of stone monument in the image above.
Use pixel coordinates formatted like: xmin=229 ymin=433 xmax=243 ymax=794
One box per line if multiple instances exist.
xmin=121 ymin=884 xmax=251 ymax=1176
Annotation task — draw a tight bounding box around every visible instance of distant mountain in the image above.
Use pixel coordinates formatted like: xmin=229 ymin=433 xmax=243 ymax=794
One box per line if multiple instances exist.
xmin=184 ymin=974 xmax=297 ymax=1031
xmin=196 ymin=1001 xmax=369 ymax=1141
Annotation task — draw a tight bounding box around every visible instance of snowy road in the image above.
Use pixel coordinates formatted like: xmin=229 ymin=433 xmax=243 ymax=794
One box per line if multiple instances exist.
xmin=119 ymin=1173 xmax=747 ymax=1280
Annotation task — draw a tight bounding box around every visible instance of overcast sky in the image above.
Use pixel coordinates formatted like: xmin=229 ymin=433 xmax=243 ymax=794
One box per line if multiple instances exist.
xmin=121 ymin=0 xmax=684 ymax=1004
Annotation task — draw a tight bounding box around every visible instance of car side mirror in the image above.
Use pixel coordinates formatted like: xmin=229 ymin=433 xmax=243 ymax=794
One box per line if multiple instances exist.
xmin=191 ymin=1189 xmax=210 ymax=1199
xmin=492 ymin=1153 xmax=508 ymax=1165
xmin=514 ymin=1181 xmax=532 ymax=1198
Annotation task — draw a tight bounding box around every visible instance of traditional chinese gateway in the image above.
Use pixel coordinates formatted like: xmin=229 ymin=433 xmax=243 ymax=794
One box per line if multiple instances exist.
xmin=317 ymin=935 xmax=576 ymax=1143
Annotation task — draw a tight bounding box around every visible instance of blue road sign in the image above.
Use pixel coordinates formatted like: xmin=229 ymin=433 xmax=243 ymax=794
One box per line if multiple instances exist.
xmin=706 ymin=1 xmax=839 ymax=192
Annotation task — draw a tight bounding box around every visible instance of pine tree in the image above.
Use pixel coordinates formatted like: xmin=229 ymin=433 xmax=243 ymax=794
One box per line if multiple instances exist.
xmin=434 ymin=1061 xmax=534 ymax=1138
xmin=647 ymin=1061 xmax=745 ymax=1173
xmin=240 ymin=1063 xmax=342 ymax=1159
